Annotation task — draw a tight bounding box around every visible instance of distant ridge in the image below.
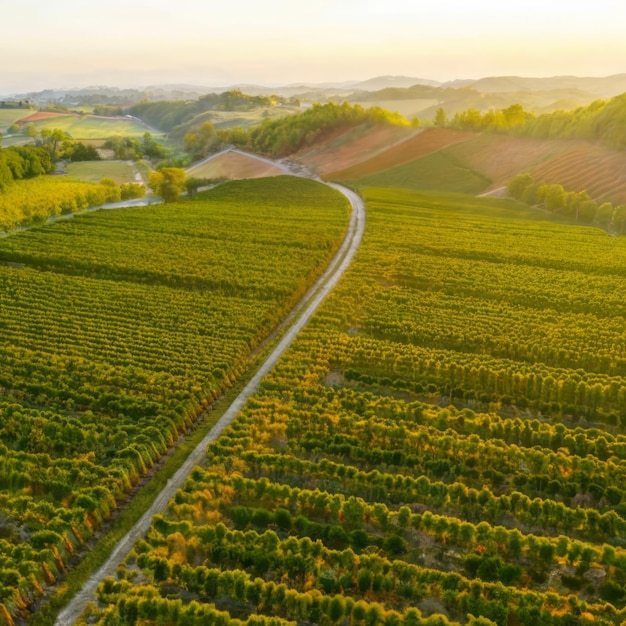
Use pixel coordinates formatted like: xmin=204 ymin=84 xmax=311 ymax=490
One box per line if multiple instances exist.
xmin=447 ymin=74 xmax=626 ymax=97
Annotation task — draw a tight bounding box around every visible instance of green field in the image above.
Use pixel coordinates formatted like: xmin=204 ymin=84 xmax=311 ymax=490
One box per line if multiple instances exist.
xmin=26 ymin=114 xmax=158 ymax=139
xmin=349 ymin=150 xmax=491 ymax=193
xmin=0 ymin=108 xmax=33 ymax=128
xmin=66 ymin=160 xmax=140 ymax=184
xmin=87 ymin=188 xmax=626 ymax=625
xmin=0 ymin=177 xmax=350 ymax=622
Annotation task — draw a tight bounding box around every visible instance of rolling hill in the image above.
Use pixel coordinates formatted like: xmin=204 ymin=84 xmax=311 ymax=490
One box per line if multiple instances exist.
xmin=286 ymin=124 xmax=626 ymax=205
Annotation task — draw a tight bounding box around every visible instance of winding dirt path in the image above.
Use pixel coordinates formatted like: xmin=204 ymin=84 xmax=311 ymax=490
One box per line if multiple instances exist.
xmin=54 ymin=159 xmax=365 ymax=625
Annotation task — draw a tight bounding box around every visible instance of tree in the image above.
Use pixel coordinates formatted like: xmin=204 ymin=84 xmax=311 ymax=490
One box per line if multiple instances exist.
xmin=184 ymin=122 xmax=217 ymax=159
xmin=595 ymin=202 xmax=614 ymax=227
xmin=544 ymin=184 xmax=566 ymax=212
xmin=507 ymin=174 xmax=533 ymax=199
xmin=434 ymin=107 xmax=448 ymax=128
xmin=142 ymin=132 xmax=166 ymax=160
xmin=612 ymin=205 xmax=626 ymax=234
xmin=148 ymin=167 xmax=186 ymax=203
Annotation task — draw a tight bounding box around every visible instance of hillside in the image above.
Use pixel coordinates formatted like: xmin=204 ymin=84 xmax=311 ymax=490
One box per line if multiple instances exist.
xmin=186 ymin=151 xmax=284 ymax=179
xmin=286 ymin=124 xmax=626 ymax=206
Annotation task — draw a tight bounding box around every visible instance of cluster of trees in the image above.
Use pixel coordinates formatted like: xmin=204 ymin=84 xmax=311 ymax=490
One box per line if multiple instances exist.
xmin=445 ymin=104 xmax=535 ymax=132
xmin=217 ymin=102 xmax=410 ymax=156
xmin=129 ymin=89 xmax=298 ymax=132
xmin=22 ymin=125 xmax=99 ymax=162
xmin=103 ymin=132 xmax=166 ymax=161
xmin=434 ymin=93 xmax=626 ymax=152
xmin=0 ymin=145 xmax=53 ymax=191
xmin=518 ymin=93 xmax=626 ymax=150
xmin=0 ymin=177 xmax=350 ymax=620
xmin=508 ymin=173 xmax=626 ymax=231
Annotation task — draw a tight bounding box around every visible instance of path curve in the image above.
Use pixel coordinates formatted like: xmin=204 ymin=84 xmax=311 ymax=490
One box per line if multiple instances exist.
xmin=55 ymin=160 xmax=364 ymax=625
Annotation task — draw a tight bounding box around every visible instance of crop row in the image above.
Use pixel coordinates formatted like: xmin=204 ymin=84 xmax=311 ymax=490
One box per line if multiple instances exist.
xmin=0 ymin=176 xmax=349 ymax=619
xmin=88 ymin=188 xmax=626 ymax=624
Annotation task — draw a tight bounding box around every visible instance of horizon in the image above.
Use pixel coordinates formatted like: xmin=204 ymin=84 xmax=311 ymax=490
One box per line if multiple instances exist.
xmin=1 ymin=0 xmax=625 ymax=96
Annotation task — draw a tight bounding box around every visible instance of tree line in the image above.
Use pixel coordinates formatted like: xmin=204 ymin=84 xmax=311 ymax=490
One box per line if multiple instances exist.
xmin=508 ymin=173 xmax=626 ymax=232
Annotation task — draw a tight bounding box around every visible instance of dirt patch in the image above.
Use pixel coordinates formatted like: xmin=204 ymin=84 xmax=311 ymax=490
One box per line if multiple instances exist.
xmin=17 ymin=111 xmax=75 ymax=124
xmin=323 ymin=370 xmax=346 ymax=386
xmin=326 ymin=128 xmax=474 ymax=181
xmin=189 ymin=152 xmax=284 ymax=180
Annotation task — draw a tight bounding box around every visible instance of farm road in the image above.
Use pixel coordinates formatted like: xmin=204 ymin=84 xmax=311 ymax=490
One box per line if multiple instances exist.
xmin=55 ymin=160 xmax=365 ymax=625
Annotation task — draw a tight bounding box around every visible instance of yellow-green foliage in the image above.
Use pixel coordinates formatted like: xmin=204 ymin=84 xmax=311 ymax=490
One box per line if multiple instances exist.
xmin=219 ymin=102 xmax=409 ymax=156
xmin=0 ymin=177 xmax=115 ymax=231
xmin=0 ymin=176 xmax=349 ymax=621
xmin=94 ymin=187 xmax=626 ymax=626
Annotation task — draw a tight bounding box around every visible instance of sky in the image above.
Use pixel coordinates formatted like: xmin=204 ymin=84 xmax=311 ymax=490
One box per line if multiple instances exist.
xmin=1 ymin=0 xmax=625 ymax=94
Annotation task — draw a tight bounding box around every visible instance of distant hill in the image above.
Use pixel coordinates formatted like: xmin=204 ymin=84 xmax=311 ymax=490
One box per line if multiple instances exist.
xmin=347 ymin=75 xmax=626 ymax=121
xmin=462 ymin=74 xmax=626 ymax=97
xmin=351 ymin=75 xmax=441 ymax=91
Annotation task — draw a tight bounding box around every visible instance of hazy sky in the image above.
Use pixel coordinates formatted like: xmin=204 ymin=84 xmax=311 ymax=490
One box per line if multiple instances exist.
xmin=1 ymin=0 xmax=625 ymax=94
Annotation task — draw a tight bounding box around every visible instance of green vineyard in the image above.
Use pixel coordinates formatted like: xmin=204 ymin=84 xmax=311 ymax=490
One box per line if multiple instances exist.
xmin=86 ymin=188 xmax=626 ymax=625
xmin=0 ymin=176 xmax=350 ymax=622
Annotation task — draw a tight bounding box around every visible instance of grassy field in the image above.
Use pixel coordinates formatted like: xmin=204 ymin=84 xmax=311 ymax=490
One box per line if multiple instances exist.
xmin=349 ymin=149 xmax=491 ymax=194
xmin=0 ymin=108 xmax=33 ymax=128
xmin=23 ymin=114 xmax=158 ymax=139
xmin=65 ymin=160 xmax=140 ymax=184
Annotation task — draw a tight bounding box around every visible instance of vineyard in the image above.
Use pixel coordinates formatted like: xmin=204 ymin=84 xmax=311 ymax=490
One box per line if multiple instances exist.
xmin=0 ymin=176 xmax=349 ymax=622
xmin=86 ymin=188 xmax=626 ymax=625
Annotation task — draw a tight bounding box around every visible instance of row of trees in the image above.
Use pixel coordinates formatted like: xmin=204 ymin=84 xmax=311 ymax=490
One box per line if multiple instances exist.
xmin=508 ymin=173 xmax=626 ymax=231
xmin=86 ymin=188 xmax=626 ymax=624
xmin=433 ymin=92 xmax=626 ymax=151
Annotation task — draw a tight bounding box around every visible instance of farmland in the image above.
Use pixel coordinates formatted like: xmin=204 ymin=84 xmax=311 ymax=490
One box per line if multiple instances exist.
xmin=187 ymin=151 xmax=284 ymax=180
xmin=289 ymin=124 xmax=626 ymax=206
xmin=0 ymin=176 xmax=350 ymax=622
xmin=65 ymin=161 xmax=142 ymax=185
xmin=0 ymin=177 xmax=123 ymax=232
xmin=14 ymin=114 xmax=155 ymax=140
xmin=85 ymin=188 xmax=626 ymax=624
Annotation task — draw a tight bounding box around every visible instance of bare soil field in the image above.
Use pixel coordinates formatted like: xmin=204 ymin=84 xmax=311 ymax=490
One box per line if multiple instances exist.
xmin=326 ymin=128 xmax=473 ymax=180
xmin=188 ymin=151 xmax=284 ymax=179
xmin=309 ymin=124 xmax=626 ymax=205
xmin=446 ymin=134 xmax=626 ymax=204
xmin=530 ymin=143 xmax=626 ymax=205
xmin=294 ymin=124 xmax=418 ymax=176
xmin=16 ymin=111 xmax=75 ymax=123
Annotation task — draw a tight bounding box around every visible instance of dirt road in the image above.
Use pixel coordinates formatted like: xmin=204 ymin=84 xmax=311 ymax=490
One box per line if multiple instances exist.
xmin=54 ymin=163 xmax=364 ymax=625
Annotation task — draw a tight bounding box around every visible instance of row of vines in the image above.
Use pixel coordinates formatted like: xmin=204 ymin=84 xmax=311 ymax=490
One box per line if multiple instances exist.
xmin=87 ymin=188 xmax=626 ymax=624
xmin=0 ymin=176 xmax=349 ymax=622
